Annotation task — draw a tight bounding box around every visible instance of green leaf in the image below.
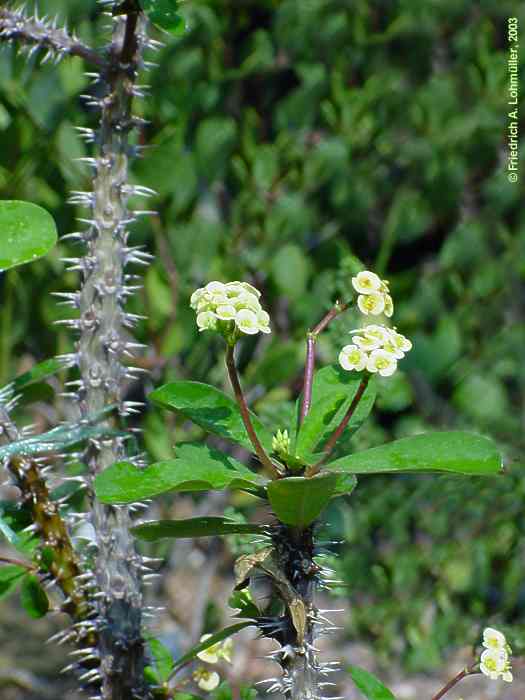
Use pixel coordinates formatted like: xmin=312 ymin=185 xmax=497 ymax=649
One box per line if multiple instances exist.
xmin=95 ymin=443 xmax=266 ymax=504
xmin=267 ymin=473 xmax=338 ymax=527
xmin=149 ymin=381 xmax=273 ymax=454
xmin=20 ymin=574 xmax=49 ymax=618
xmin=171 ymin=622 xmax=253 ymax=676
xmin=326 ymin=432 xmax=503 ymax=476
xmin=141 ymin=0 xmax=186 ymax=35
xmin=132 ymin=517 xmax=267 ymax=541
xmin=293 ymin=366 xmax=377 ymax=455
xmin=228 ymin=589 xmax=260 ymax=619
xmin=0 ymin=503 xmax=37 ymax=555
xmin=11 ymin=357 xmax=66 ymax=393
xmin=147 ymin=636 xmax=174 ymax=684
xmin=348 ymin=665 xmax=396 ymax=700
xmin=333 ymin=472 xmax=358 ymax=497
xmin=0 ymin=565 xmax=27 ymax=600
xmin=0 ymin=201 xmax=57 ymax=271
xmin=296 ymin=391 xmax=349 ymax=456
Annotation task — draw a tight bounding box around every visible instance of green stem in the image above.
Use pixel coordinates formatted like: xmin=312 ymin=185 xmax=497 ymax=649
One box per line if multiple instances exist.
xmin=225 ymin=345 xmax=280 ymax=478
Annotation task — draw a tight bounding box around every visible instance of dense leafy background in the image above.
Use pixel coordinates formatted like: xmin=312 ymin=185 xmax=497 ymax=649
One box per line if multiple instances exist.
xmin=0 ymin=0 xmax=524 ymax=678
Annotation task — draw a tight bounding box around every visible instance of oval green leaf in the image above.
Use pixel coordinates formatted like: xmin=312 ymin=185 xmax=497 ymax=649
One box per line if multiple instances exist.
xmin=20 ymin=574 xmax=49 ymax=618
xmin=0 ymin=201 xmax=57 ymax=271
xmin=149 ymin=381 xmax=273 ymax=454
xmin=348 ymin=665 xmax=396 ymax=700
xmin=94 ymin=443 xmax=266 ymax=504
xmin=132 ymin=517 xmax=267 ymax=541
xmin=326 ymin=432 xmax=502 ymax=476
xmin=267 ymin=473 xmax=337 ymax=527
xmin=146 ymin=636 xmax=174 ymax=684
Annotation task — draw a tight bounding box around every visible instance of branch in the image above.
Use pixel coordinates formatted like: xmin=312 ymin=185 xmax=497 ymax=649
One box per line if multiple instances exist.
xmin=225 ymin=345 xmax=281 ymax=478
xmin=431 ymin=665 xmax=478 ymax=700
xmin=299 ymin=301 xmax=351 ymax=424
xmin=0 ymin=7 xmax=105 ymax=68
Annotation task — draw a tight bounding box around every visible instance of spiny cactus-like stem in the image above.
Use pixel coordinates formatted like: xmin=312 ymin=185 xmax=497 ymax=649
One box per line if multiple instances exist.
xmin=0 ymin=6 xmax=105 ymax=67
xmin=256 ymin=525 xmax=326 ymax=700
xmin=0 ymin=405 xmax=94 ymax=625
xmin=73 ymin=7 xmax=151 ymax=699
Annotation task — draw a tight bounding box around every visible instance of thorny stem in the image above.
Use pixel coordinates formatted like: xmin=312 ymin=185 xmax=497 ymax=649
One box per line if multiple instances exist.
xmin=0 ymin=8 xmax=105 ymax=68
xmin=430 ymin=665 xmax=478 ymax=700
xmin=272 ymin=525 xmax=321 ymax=700
xmin=0 ymin=407 xmax=93 ymax=623
xmin=299 ymin=301 xmax=351 ymax=425
xmin=307 ymin=375 xmax=370 ymax=475
xmin=225 ymin=345 xmax=281 ymax=479
xmin=75 ymin=7 xmax=150 ymax=700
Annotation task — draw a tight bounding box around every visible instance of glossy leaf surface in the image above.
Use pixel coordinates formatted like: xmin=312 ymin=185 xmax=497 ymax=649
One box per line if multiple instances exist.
xmin=267 ymin=472 xmax=337 ymax=526
xmin=132 ymin=516 xmax=267 ymax=540
xmin=150 ymin=381 xmax=273 ymax=454
xmin=348 ymin=665 xmax=396 ymax=700
xmin=294 ymin=366 xmax=377 ymax=454
xmin=326 ymin=432 xmax=502 ymax=476
xmin=0 ymin=200 xmax=57 ymax=270
xmin=95 ymin=443 xmax=265 ymax=504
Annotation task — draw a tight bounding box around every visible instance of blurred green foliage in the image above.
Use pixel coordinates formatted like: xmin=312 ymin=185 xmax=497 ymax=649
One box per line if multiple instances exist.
xmin=1 ymin=0 xmax=524 ymax=672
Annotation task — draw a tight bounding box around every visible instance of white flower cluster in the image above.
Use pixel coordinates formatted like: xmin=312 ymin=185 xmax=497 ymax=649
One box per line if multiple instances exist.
xmin=352 ymin=270 xmax=393 ymax=317
xmin=190 ymin=281 xmax=271 ymax=337
xmin=339 ymin=324 xmax=412 ymax=377
xmin=193 ymin=635 xmax=233 ymax=691
xmin=479 ymin=628 xmax=512 ymax=683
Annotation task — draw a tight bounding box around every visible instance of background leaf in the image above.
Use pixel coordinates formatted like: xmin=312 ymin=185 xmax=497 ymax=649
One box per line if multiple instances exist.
xmin=140 ymin=0 xmax=186 ymax=36
xmin=150 ymin=381 xmax=273 ymax=454
xmin=0 ymin=201 xmax=57 ymax=271
xmin=326 ymin=432 xmax=502 ymax=476
xmin=348 ymin=665 xmax=396 ymax=700
xmin=95 ymin=443 xmax=266 ymax=504
xmin=267 ymin=473 xmax=337 ymax=527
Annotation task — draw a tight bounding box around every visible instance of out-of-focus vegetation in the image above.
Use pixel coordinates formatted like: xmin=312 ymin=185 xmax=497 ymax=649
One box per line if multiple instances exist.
xmin=1 ymin=0 xmax=524 ymax=673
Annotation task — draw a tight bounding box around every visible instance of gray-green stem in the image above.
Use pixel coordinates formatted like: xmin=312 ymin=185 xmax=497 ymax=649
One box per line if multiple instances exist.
xmin=76 ymin=8 xmax=150 ymax=700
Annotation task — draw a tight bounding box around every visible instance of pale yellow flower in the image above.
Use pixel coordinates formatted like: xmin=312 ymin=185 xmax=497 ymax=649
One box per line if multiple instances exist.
xmin=366 ymin=349 xmax=397 ymax=376
xmin=480 ymin=649 xmax=508 ymax=681
xmin=197 ymin=635 xmax=221 ymax=664
xmin=215 ymin=304 xmax=237 ymax=321
xmin=352 ymin=270 xmax=382 ymax=294
xmin=383 ymin=293 xmax=394 ymax=317
xmin=339 ymin=344 xmax=368 ymax=372
xmin=235 ymin=309 xmax=259 ymax=335
xmin=483 ymin=628 xmax=507 ymax=652
xmin=357 ymin=292 xmax=386 ymax=316
xmin=196 ymin=311 xmax=218 ymax=332
xmin=193 ymin=667 xmax=220 ymax=691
